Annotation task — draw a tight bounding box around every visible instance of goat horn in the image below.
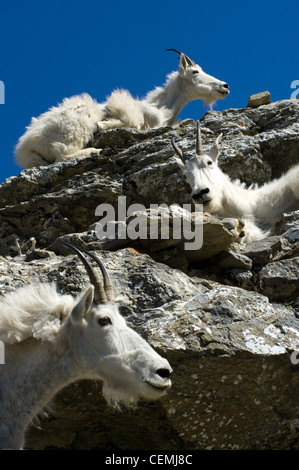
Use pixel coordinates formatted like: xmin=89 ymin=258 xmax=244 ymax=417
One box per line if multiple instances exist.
xmin=196 ymin=122 xmax=204 ymax=156
xmin=171 ymin=136 xmax=186 ymax=162
xmin=166 ymin=48 xmax=183 ymax=56
xmin=58 ymin=240 xmax=108 ymax=305
xmin=166 ymin=49 xmax=195 ymax=67
xmin=82 ymin=250 xmax=116 ymax=303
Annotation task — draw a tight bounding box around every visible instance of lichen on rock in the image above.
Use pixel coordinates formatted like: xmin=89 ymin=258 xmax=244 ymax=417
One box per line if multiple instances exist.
xmin=1 ymin=99 xmax=299 ymax=449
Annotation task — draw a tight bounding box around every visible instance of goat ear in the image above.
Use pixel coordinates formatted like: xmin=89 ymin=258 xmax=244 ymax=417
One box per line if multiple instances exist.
xmin=179 ymin=52 xmax=195 ymax=72
xmin=71 ymin=285 xmax=94 ymax=325
xmin=179 ymin=53 xmax=189 ymax=72
xmin=208 ymin=133 xmax=222 ymax=162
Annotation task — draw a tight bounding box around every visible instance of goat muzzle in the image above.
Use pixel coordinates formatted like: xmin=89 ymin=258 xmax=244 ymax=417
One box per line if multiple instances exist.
xmin=192 ymin=188 xmax=211 ymax=204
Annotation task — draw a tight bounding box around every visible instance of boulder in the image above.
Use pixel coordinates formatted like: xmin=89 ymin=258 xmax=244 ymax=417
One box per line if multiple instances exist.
xmin=246 ymin=91 xmax=271 ymax=108
xmin=1 ymin=249 xmax=298 ymax=450
xmin=0 ymin=99 xmax=299 ymax=449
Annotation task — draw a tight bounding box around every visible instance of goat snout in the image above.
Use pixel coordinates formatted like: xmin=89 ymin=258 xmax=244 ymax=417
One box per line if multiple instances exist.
xmin=145 ymin=364 xmax=172 ymax=393
xmin=220 ymin=83 xmax=229 ymax=95
xmin=192 ymin=188 xmax=211 ymax=204
xmin=156 ymin=367 xmax=172 ymax=379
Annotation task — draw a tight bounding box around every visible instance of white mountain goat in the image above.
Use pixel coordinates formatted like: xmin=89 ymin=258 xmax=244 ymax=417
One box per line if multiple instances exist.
xmin=172 ymin=122 xmax=299 ymax=242
xmin=0 ymin=242 xmax=172 ymax=450
xmin=15 ymin=49 xmax=229 ymax=169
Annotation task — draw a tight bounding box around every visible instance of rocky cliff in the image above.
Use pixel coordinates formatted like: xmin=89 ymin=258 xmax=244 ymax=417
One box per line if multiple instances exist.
xmin=0 ymin=99 xmax=299 ymax=450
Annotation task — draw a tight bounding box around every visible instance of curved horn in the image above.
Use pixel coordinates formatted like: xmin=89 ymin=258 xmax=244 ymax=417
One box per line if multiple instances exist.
xmin=166 ymin=49 xmax=195 ymax=67
xmin=58 ymin=241 xmax=108 ymax=305
xmin=83 ymin=250 xmax=116 ymax=303
xmin=196 ymin=122 xmax=204 ymax=156
xmin=166 ymin=48 xmax=183 ymax=56
xmin=171 ymin=137 xmax=187 ymax=162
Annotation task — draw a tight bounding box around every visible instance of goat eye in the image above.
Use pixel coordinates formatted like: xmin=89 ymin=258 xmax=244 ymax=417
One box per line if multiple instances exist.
xmin=192 ymin=70 xmax=199 ymax=74
xmin=98 ymin=316 xmax=111 ymax=327
xmin=207 ymin=160 xmax=213 ymax=165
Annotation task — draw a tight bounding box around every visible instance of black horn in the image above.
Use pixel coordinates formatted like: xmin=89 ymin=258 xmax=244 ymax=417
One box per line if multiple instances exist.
xmin=171 ymin=136 xmax=187 ymax=162
xmin=83 ymin=250 xmax=116 ymax=303
xmin=166 ymin=48 xmax=183 ymax=56
xmin=58 ymin=240 xmax=108 ymax=305
xmin=166 ymin=49 xmax=195 ymax=67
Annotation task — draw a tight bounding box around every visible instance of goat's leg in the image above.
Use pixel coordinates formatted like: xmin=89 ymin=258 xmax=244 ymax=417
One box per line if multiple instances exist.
xmin=243 ymin=219 xmax=270 ymax=242
xmin=60 ymin=147 xmax=102 ymax=161
xmin=97 ymin=119 xmax=126 ymax=132
xmin=22 ymin=153 xmax=54 ymax=168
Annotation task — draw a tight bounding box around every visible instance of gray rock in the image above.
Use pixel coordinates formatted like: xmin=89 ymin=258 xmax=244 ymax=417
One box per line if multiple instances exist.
xmin=247 ymin=91 xmax=271 ymax=108
xmin=1 ymin=99 xmax=299 ymax=449
xmin=242 ymin=236 xmax=282 ymax=264
xmin=209 ymin=250 xmax=253 ymax=270
xmin=258 ymin=257 xmax=299 ymax=301
xmin=1 ymin=249 xmax=299 ymax=450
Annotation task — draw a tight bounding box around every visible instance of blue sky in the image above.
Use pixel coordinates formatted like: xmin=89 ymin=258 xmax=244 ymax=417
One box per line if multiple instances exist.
xmin=0 ymin=0 xmax=298 ymax=184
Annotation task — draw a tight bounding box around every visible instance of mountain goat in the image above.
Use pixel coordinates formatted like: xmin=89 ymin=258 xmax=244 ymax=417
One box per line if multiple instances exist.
xmin=0 ymin=242 xmax=172 ymax=450
xmin=172 ymin=122 xmax=299 ymax=242
xmin=15 ymin=50 xmax=229 ymax=169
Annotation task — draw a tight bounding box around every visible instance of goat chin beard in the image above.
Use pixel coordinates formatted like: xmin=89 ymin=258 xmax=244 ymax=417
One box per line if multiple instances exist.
xmin=201 ymin=193 xmax=226 ymax=214
xmin=102 ymin=382 xmax=138 ymax=409
xmin=201 ymin=199 xmax=218 ymax=213
xmin=102 ymin=381 xmax=166 ymax=409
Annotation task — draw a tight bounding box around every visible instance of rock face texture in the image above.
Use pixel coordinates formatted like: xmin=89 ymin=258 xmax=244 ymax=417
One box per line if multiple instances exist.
xmin=0 ymin=99 xmax=299 ymax=450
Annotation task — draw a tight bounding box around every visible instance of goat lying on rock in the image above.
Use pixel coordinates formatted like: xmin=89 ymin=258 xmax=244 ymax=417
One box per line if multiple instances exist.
xmin=0 ymin=243 xmax=172 ymax=450
xmin=15 ymin=50 xmax=229 ymax=169
xmin=172 ymin=123 xmax=299 ymax=242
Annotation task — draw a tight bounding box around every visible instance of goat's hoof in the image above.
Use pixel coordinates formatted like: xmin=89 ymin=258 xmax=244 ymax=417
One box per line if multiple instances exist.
xmin=97 ymin=121 xmax=107 ymax=132
xmin=222 ymin=218 xmax=237 ymax=231
xmin=222 ymin=218 xmax=246 ymax=241
xmin=90 ymin=149 xmax=102 ymax=157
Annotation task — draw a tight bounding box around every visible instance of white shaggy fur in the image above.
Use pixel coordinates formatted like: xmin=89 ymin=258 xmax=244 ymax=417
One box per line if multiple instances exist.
xmin=0 ymin=248 xmax=172 ymax=450
xmin=172 ymin=123 xmax=299 ymax=242
xmin=15 ymin=50 xmax=229 ymax=169
xmin=0 ymin=283 xmax=74 ymax=344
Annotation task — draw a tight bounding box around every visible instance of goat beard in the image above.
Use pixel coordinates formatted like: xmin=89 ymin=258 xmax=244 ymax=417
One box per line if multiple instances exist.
xmin=102 ymin=381 xmax=140 ymax=409
xmin=201 ymin=197 xmax=223 ymax=215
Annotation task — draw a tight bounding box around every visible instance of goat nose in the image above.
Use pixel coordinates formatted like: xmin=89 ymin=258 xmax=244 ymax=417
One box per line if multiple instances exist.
xmin=195 ymin=188 xmax=210 ymax=197
xmin=223 ymin=83 xmax=229 ymax=89
xmin=156 ymin=368 xmax=172 ymax=379
xmin=201 ymin=188 xmax=210 ymax=195
xmin=192 ymin=188 xmax=210 ymax=202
